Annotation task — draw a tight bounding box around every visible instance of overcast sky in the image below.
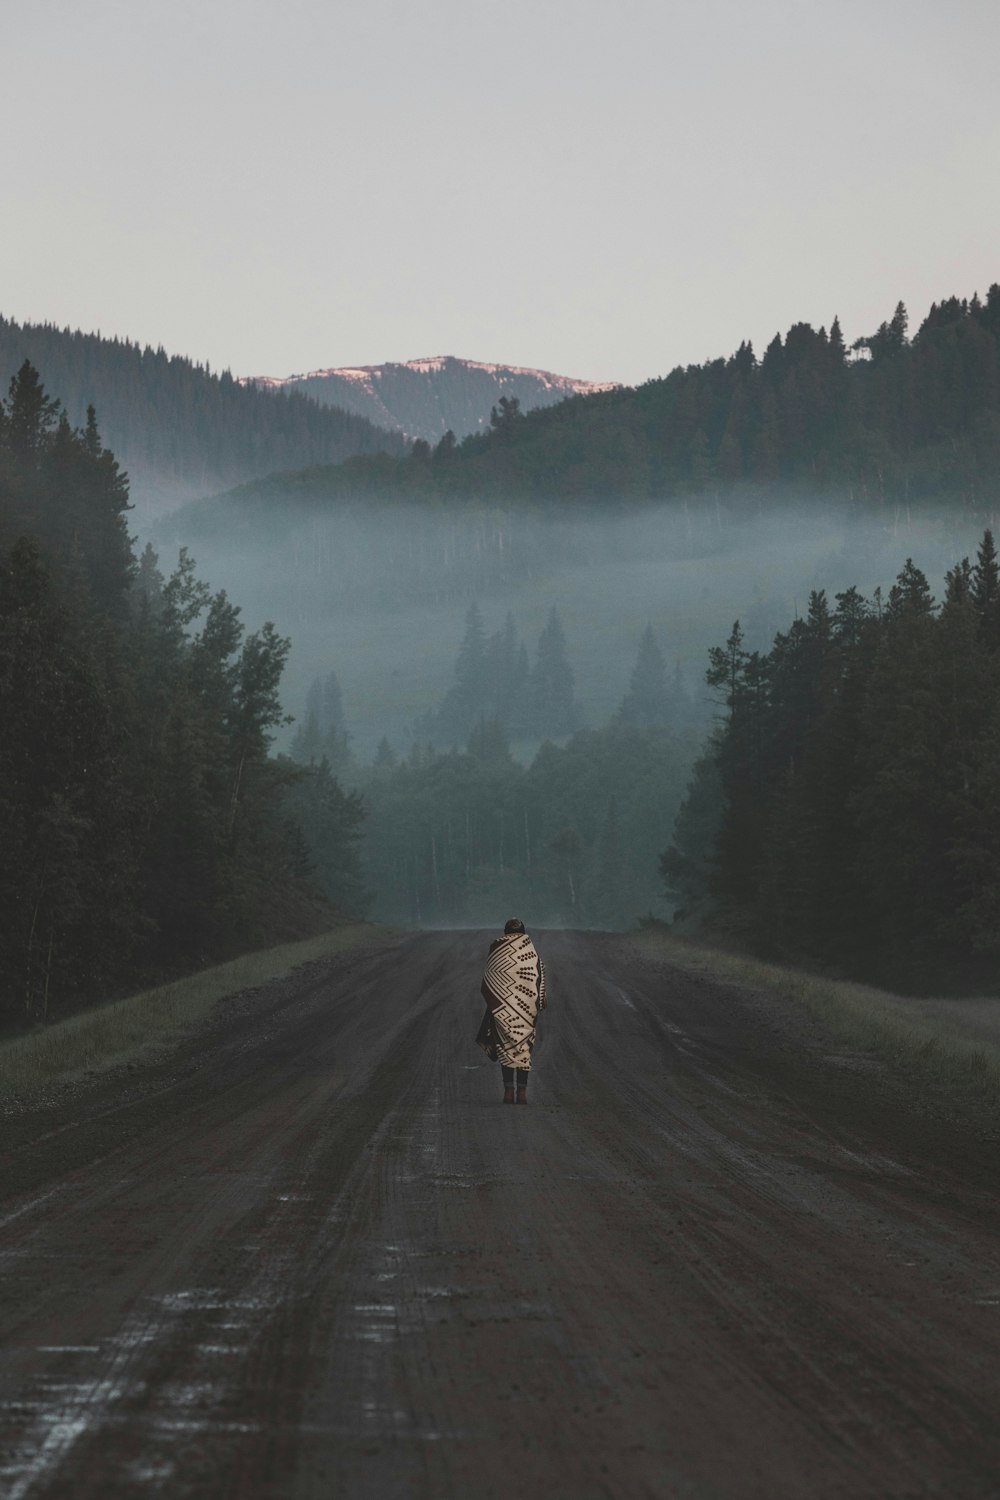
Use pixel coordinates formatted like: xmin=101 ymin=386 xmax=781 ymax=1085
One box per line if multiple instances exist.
xmin=3 ymin=0 xmax=998 ymax=386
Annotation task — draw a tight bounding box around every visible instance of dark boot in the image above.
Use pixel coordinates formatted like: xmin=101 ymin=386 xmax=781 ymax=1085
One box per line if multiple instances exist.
xmin=516 ymin=1086 xmax=528 ymax=1105
xmin=503 ymin=1086 xmax=516 ymax=1104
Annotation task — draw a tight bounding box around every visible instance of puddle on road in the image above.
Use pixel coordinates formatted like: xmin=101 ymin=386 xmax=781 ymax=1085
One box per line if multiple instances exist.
xmin=353 ymin=1303 xmax=401 ymax=1345
xmin=153 ymin=1287 xmax=226 ymax=1313
xmin=359 ymin=1399 xmax=450 ymax=1441
xmin=0 ymin=1247 xmax=299 ymax=1499
xmin=0 ymin=1340 xmax=140 ymax=1500
xmin=124 ymin=1456 xmax=176 ymax=1485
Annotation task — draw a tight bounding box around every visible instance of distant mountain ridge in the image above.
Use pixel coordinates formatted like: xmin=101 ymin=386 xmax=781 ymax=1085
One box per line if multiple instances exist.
xmin=0 ymin=317 xmax=407 ymax=517
xmin=244 ymin=355 xmax=619 ymax=442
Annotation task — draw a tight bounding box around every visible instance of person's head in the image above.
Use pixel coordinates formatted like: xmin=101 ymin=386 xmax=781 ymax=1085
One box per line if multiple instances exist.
xmin=503 ymin=917 xmax=525 ymax=935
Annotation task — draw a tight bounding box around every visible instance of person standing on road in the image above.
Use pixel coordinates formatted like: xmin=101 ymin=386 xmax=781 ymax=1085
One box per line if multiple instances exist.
xmin=476 ymin=917 xmax=546 ymax=1104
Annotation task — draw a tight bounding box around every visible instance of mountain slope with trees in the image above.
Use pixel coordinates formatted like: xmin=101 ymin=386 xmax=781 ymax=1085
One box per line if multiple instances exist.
xmin=0 ymin=317 xmax=406 ymax=516
xmin=179 ymin=284 xmax=1000 ymax=530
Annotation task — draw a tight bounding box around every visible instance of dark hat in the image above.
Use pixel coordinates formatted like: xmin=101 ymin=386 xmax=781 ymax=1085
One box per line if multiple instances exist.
xmin=503 ymin=916 xmax=526 ymax=934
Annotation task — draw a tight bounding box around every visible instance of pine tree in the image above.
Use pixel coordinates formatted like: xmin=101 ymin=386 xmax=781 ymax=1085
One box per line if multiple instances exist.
xmin=4 ymin=360 xmax=60 ymax=462
xmin=299 ymin=669 xmax=352 ymax=770
xmin=291 ymin=711 xmax=326 ymax=765
xmin=433 ymin=429 xmax=457 ymax=462
xmin=971 ymin=529 xmax=1000 ymax=646
xmin=305 ymin=670 xmax=345 ymax=734
xmin=489 ymin=396 xmax=523 ymax=439
xmin=619 ymin=625 xmax=670 ymax=726
xmin=421 ymin=602 xmax=492 ymax=745
xmin=705 ymin=621 xmax=770 ymax=908
xmin=829 ymin=316 xmax=846 ymax=363
xmin=484 ymin=612 xmax=522 ymax=726
xmin=886 ymin=558 xmax=935 ymax=618
xmin=527 ymin=607 xmax=578 ymax=739
xmin=134 ymin=543 xmax=165 ymax=614
xmin=454 ymin=601 xmax=486 ymax=697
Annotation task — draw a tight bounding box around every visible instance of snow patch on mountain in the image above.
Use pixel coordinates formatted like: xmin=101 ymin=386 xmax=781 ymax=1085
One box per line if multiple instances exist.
xmin=240 ymin=355 xmax=619 ymax=443
xmin=245 ymin=356 xmax=615 ymax=395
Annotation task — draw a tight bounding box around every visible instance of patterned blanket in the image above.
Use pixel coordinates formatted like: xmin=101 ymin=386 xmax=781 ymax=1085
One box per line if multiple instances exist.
xmin=477 ymin=932 xmax=546 ymax=1070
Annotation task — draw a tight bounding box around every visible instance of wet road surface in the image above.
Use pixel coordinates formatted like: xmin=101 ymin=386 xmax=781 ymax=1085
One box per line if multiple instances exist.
xmin=2 ymin=928 xmax=1000 ymax=1498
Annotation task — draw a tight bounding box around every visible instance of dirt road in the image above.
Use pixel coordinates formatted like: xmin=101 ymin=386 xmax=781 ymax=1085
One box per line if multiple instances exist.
xmin=2 ymin=929 xmax=1000 ymax=1499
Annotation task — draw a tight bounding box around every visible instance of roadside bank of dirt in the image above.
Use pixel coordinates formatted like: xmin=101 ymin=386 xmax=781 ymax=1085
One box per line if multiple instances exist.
xmin=638 ymin=927 xmax=1000 ymax=1106
xmin=0 ymin=922 xmax=387 ymax=1103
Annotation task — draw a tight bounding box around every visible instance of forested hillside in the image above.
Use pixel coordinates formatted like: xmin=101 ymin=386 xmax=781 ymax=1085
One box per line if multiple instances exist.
xmin=0 ymin=318 xmax=406 ymax=516
xmin=665 ymin=533 xmax=1000 ymax=990
xmin=182 ymin=284 xmax=1000 ymax=525
xmin=0 ymin=362 xmax=366 ymax=1030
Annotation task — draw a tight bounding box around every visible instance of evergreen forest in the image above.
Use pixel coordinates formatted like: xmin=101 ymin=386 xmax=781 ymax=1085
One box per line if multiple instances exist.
xmin=8 ymin=278 xmax=1000 ymax=1031
xmin=0 ymin=362 xmax=366 ymax=1030
xmin=182 ymin=286 xmax=1000 ymax=526
xmin=289 ymin=612 xmax=700 ymax=928
xmin=665 ymin=533 xmax=1000 ymax=990
xmin=0 ymin=318 xmax=406 ymax=515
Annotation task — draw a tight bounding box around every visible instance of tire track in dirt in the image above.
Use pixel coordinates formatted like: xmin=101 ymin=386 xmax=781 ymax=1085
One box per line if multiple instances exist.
xmin=0 ymin=933 xmax=436 ymax=1498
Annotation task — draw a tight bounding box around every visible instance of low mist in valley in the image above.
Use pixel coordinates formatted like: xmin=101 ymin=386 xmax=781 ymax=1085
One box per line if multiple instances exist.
xmin=142 ymin=486 xmax=1000 ymax=934
xmin=151 ymin=492 xmax=994 ymax=758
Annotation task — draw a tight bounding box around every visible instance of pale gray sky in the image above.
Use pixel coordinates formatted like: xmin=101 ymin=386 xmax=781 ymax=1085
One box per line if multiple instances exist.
xmin=3 ymin=0 xmax=999 ymax=386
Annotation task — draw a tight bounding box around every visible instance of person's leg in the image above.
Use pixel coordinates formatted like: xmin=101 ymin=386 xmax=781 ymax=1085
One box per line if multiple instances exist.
xmin=501 ymin=1064 xmax=515 ymax=1103
xmin=516 ymin=1067 xmax=529 ymax=1104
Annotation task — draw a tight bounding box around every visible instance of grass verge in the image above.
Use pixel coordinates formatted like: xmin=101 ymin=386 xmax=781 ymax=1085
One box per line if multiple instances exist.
xmin=637 ymin=928 xmax=1000 ymax=1102
xmin=0 ymin=923 xmax=385 ymax=1101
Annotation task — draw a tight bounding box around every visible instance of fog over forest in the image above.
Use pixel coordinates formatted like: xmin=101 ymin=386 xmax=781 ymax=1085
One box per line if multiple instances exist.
xmin=9 ymin=273 xmax=1000 ymax=1003
xmin=152 ymin=495 xmax=997 ymax=758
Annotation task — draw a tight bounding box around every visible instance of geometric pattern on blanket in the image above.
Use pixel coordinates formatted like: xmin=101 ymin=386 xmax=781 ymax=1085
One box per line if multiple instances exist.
xmin=478 ymin=932 xmax=546 ymax=1071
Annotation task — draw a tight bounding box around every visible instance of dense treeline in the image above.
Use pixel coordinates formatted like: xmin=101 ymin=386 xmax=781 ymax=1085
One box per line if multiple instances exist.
xmin=181 ymin=284 xmax=1000 ymax=525
xmin=0 ymin=318 xmax=406 ymax=512
xmin=0 ymin=362 xmax=366 ymax=1028
xmin=665 ymin=534 xmax=1000 ymax=989
xmin=357 ymin=720 xmax=696 ymax=928
xmin=290 ymin=622 xmax=698 ymax=926
xmin=421 ymin=291 xmax=1000 ymax=508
